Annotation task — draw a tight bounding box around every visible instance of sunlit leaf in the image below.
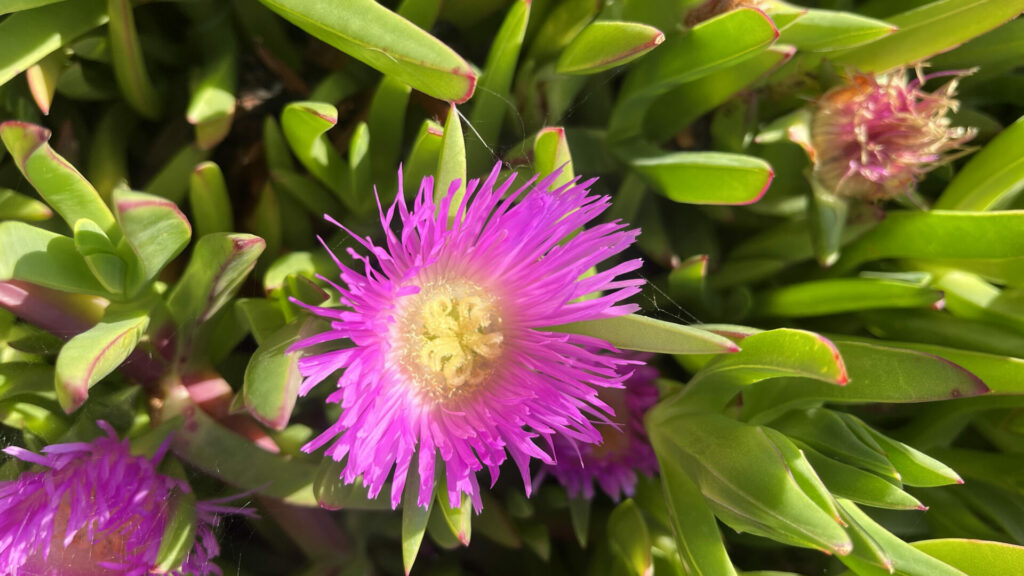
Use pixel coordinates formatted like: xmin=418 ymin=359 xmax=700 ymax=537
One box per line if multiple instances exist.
xmin=280 ymin=102 xmax=347 ymax=197
xmin=113 ymin=189 xmax=191 ymax=296
xmin=607 ymin=500 xmax=652 ymax=576
xmin=609 ymin=8 xmax=778 ymax=141
xmin=648 ymin=412 xmax=852 ymax=554
xmin=1 ymin=121 xmax=117 ymax=236
xmin=803 ymin=446 xmax=925 ymax=510
xmin=25 ymin=50 xmax=64 ymax=115
xmin=771 ymin=408 xmax=900 ymax=482
xmin=556 ymin=21 xmax=664 ymax=75
xmin=167 ymin=233 xmax=264 ymax=328
xmin=438 ymin=490 xmax=472 ymax=546
xmin=630 ymin=152 xmax=774 ymax=206
xmin=107 ymin=0 xmax=161 ymax=118
xmin=0 ymin=0 xmax=107 ymax=87
xmin=153 ymin=490 xmax=198 ymax=574
xmin=165 ymin=385 xmax=319 ymax=505
xmin=367 ymin=76 xmax=412 ymax=193
xmin=186 ymin=19 xmax=237 ymax=150
xmin=755 ymin=278 xmax=944 ymax=318
xmin=74 ymin=219 xmax=126 ymax=295
xmin=935 ymin=115 xmax=1024 ymax=211
xmin=837 ymin=499 xmax=966 ymax=576
xmin=242 ymin=318 xmax=313 ymax=430
xmin=533 ymin=127 xmax=575 ymax=189
xmin=778 ymin=9 xmax=896 ymax=52
xmin=742 ymin=341 xmax=989 ymax=422
xmin=435 ymin=103 xmax=466 ymax=219
xmin=645 ymin=46 xmax=794 ymax=141
xmin=0 ymin=221 xmax=108 ymax=295
xmin=257 ymin=0 xmax=476 ymax=102
xmin=549 ymin=314 xmax=739 ymax=355
xmin=651 ymin=438 xmax=738 ymax=576
xmin=837 ymin=211 xmax=1024 ymax=279
xmin=831 ymin=0 xmax=1024 ymax=73
xmin=54 ymin=306 xmax=149 ymax=413
xmin=402 ymin=457 xmax=433 ymax=575
xmin=911 ymin=539 xmax=1024 ymax=576
xmin=467 ymin=0 xmax=530 ymax=174
xmin=404 ymin=120 xmax=444 ymax=197
xmin=0 ymin=188 xmax=52 ymax=221
xmin=188 ymin=162 xmax=234 ymax=236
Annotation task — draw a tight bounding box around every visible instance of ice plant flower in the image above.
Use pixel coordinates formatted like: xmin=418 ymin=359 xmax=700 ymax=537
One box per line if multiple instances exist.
xmin=544 ymin=358 xmax=659 ymax=500
xmin=292 ymin=164 xmax=644 ymax=511
xmin=811 ymin=68 xmax=976 ymax=201
xmin=0 ymin=422 xmax=231 ymax=576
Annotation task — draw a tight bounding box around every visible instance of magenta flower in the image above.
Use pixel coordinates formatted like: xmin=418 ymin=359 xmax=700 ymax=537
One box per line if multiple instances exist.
xmin=0 ymin=422 xmax=232 ymax=576
xmin=544 ymin=359 xmax=659 ymax=500
xmin=292 ymin=164 xmax=644 ymax=511
xmin=811 ymin=69 xmax=976 ymax=201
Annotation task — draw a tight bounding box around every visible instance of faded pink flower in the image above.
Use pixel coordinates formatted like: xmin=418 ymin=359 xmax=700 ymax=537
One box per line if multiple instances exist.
xmin=811 ymin=69 xmax=976 ymax=201
xmin=544 ymin=358 xmax=659 ymax=500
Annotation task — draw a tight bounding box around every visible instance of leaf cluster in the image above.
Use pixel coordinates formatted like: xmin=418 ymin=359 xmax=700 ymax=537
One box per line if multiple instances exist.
xmin=0 ymin=0 xmax=1023 ymax=574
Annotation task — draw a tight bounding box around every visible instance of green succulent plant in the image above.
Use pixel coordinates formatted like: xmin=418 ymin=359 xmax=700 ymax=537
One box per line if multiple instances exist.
xmin=1 ymin=0 xmax=1023 ymax=575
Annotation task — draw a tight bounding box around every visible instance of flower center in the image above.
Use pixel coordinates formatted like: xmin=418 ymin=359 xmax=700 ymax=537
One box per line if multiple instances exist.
xmin=398 ymin=281 xmax=504 ymax=399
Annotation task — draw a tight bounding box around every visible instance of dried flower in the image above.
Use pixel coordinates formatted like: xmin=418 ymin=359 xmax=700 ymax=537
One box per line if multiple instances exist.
xmin=544 ymin=359 xmax=659 ymax=500
xmin=0 ymin=422 xmax=232 ymax=576
xmin=292 ymin=164 xmax=644 ymax=511
xmin=811 ymin=69 xmax=976 ymax=201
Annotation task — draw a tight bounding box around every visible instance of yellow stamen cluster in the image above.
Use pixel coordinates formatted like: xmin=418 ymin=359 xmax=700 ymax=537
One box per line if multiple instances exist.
xmin=398 ymin=281 xmax=504 ymax=399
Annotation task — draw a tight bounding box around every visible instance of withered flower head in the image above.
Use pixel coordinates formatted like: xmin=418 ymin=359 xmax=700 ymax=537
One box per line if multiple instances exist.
xmin=811 ymin=69 xmax=976 ymax=201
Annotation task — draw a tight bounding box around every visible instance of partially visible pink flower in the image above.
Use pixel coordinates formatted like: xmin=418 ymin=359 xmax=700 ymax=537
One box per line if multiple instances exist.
xmin=811 ymin=69 xmax=976 ymax=201
xmin=544 ymin=359 xmax=659 ymax=500
xmin=0 ymin=422 xmax=238 ymax=576
xmin=291 ymin=164 xmax=645 ymax=512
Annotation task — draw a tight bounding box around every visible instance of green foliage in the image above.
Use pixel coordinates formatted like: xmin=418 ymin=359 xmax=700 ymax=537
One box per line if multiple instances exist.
xmin=242 ymin=317 xmax=309 ymax=430
xmin=153 ymin=490 xmax=199 ymax=574
xmin=402 ymin=459 xmax=433 ymax=575
xmin=550 ymin=314 xmax=740 ymax=355
xmin=0 ymin=0 xmax=1022 ymax=574
xmin=556 ymin=21 xmax=665 ymax=76
xmin=257 ymin=0 xmax=476 ymax=103
xmin=936 ymin=115 xmax=1024 ymax=210
xmin=607 ymin=499 xmax=652 ymax=576
xmin=631 ymin=151 xmax=775 ymax=205
xmin=831 ymin=0 xmax=1024 ymax=73
xmin=54 ymin=304 xmax=149 ymax=412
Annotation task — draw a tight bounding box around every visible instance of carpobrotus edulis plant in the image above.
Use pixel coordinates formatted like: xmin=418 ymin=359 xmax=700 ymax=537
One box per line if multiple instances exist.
xmin=2 ymin=0 xmax=1023 ymax=573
